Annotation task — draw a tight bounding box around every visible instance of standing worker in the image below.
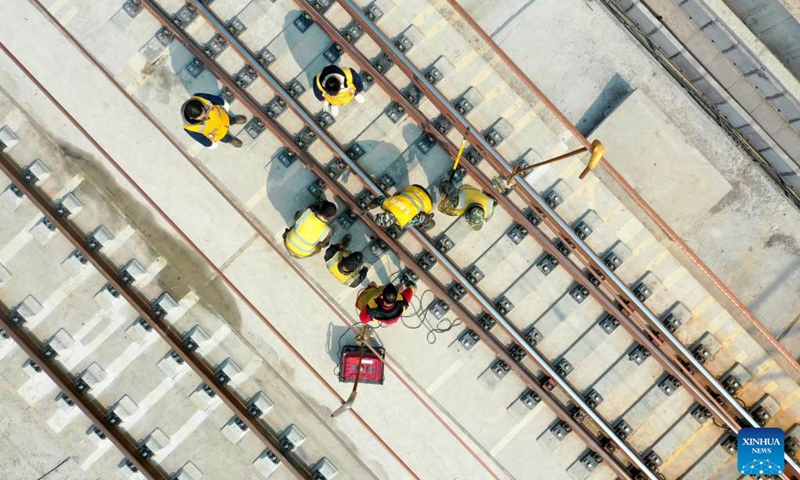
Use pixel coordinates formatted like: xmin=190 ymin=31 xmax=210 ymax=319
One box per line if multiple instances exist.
xmin=312 ymin=64 xmax=365 ymax=117
xmin=283 ymin=200 xmax=337 ymax=258
xmin=368 ymin=184 xmax=435 ymax=231
xmin=181 ymin=92 xmax=247 ymax=148
xmin=438 ymin=176 xmax=496 ymax=231
xmin=357 ymin=283 xmax=415 ymax=325
xmin=324 ymin=234 xmax=369 ymax=288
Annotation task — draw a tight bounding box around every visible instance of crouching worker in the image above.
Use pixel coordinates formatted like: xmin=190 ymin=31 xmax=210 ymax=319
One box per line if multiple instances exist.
xmin=324 ymin=234 xmax=368 ymax=288
xmin=369 ymin=184 xmax=435 ymax=231
xmin=283 ymin=201 xmax=337 ymax=258
xmin=357 ymin=283 xmax=415 ymax=326
xmin=181 ymin=93 xmax=246 ymax=148
xmin=438 ymin=178 xmax=496 ymax=231
xmin=312 ymin=64 xmax=365 ymax=117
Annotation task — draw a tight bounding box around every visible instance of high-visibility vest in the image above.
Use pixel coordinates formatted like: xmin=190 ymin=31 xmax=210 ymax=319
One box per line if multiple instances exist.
xmin=182 ymin=96 xmax=230 ymax=142
xmin=357 ymin=286 xmax=407 ymax=322
xmin=315 ymin=68 xmax=357 ymax=106
xmin=383 ymin=185 xmax=432 ymax=228
xmin=326 ymin=249 xmax=361 ymax=286
xmin=438 ymin=185 xmax=495 ymax=219
xmin=284 ymin=208 xmax=331 ymax=258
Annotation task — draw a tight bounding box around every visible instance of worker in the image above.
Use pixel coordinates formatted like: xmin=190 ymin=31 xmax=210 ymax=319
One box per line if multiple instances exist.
xmin=357 ymin=283 xmax=415 ymax=325
xmin=312 ymin=64 xmax=365 ymax=117
xmin=283 ymin=200 xmax=337 ymax=258
xmin=181 ymin=93 xmax=247 ymax=148
xmin=368 ymin=184 xmax=435 ymax=231
xmin=324 ymin=234 xmax=368 ymax=287
xmin=438 ymin=177 xmax=496 ymax=231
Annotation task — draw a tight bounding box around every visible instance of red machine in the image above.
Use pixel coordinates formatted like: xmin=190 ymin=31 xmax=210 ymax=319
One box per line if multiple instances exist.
xmin=338 ymin=345 xmax=385 ymax=385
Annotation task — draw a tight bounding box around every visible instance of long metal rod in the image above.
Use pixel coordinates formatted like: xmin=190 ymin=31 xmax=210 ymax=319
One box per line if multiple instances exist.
xmin=155 ymin=1 xmax=638 ymax=477
xmin=338 ymin=1 xmax=800 ymax=475
xmin=336 ymin=0 xmax=727 ymax=424
xmin=0 ymin=296 xmax=168 ymax=480
xmin=0 ymin=148 xmax=308 ymax=479
xmin=21 ymin=1 xmax=422 ymax=477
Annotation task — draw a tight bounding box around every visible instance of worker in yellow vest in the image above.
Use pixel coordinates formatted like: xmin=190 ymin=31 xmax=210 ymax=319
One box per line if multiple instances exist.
xmin=312 ymin=65 xmax=365 ymax=117
xmin=324 ymin=234 xmax=368 ymax=288
xmin=438 ymin=178 xmax=496 ymax=231
xmin=368 ymin=184 xmax=435 ymax=231
xmin=283 ymin=201 xmax=337 ymax=258
xmin=181 ymin=93 xmax=246 ymax=148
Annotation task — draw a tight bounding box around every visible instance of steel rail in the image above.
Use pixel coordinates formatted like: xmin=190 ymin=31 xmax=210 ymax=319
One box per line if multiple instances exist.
xmin=26 ymin=2 xmax=481 ymax=477
xmin=334 ymin=0 xmax=791 ymax=451
xmin=0 ymin=150 xmax=309 ymax=479
xmin=591 ymin=0 xmax=800 ymax=374
xmin=0 ymin=296 xmax=168 ymax=480
xmin=187 ymin=1 xmax=651 ymax=476
xmin=432 ymin=1 xmax=800 ymax=475
xmin=141 ymin=0 xmax=638 ymax=477
xmin=337 ymin=1 xmax=800 ymax=475
xmin=22 ymin=1 xmax=420 ymax=477
xmin=302 ymin=0 xmax=759 ymax=474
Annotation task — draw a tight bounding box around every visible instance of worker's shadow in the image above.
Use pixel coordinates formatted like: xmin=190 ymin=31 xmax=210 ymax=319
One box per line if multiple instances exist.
xmin=326 ymin=323 xmax=355 ymax=365
xmin=169 ymin=41 xmax=220 ymax=96
xmin=402 ymin=123 xmax=448 ymax=199
xmin=358 ymin=124 xmax=445 ymax=193
xmin=265 ymin=145 xmax=316 ymax=226
xmin=282 ymin=11 xmax=331 ymax=87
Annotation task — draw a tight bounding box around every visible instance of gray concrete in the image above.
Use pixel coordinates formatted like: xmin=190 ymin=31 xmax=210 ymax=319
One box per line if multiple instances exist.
xmin=454 ymin=0 xmax=800 ymax=353
xmin=0 ymin=0 xmax=799 ymax=479
xmin=723 ymin=0 xmax=800 ymax=79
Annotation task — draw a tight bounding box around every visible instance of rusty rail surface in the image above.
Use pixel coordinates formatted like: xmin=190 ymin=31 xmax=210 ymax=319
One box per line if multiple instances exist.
xmin=0 ymin=266 xmax=168 ymax=480
xmin=0 ymin=118 xmax=309 ymax=479
xmin=443 ymin=0 xmax=800 ymax=379
xmin=312 ymin=0 xmax=800 ymax=477
xmin=135 ymin=0 xmax=649 ymax=476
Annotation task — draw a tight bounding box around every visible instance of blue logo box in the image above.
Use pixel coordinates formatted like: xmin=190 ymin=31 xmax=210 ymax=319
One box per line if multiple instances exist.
xmin=738 ymin=427 xmax=784 ymax=475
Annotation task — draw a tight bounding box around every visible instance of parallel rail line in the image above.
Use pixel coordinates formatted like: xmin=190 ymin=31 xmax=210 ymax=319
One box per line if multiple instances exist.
xmin=0 ymin=288 xmax=168 ymax=480
xmin=305 ymin=0 xmax=800 ymax=477
xmin=8 ymin=0 xmax=798 ymax=478
xmin=137 ymin=0 xmax=800 ymax=477
xmin=138 ymin=0 xmax=648 ymax=477
xmin=0 ymin=85 xmax=310 ymax=480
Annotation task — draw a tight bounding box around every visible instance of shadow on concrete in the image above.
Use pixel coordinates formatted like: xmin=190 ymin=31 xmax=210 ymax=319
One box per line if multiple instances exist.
xmin=326 ymin=322 xmax=354 ymax=365
xmin=576 ymin=73 xmax=632 ymax=136
xmin=169 ymin=41 xmax=220 ymax=97
xmin=283 ymin=11 xmax=330 ymax=87
xmin=403 ymin=123 xmax=445 ymax=187
xmin=265 ymin=149 xmax=310 ymax=226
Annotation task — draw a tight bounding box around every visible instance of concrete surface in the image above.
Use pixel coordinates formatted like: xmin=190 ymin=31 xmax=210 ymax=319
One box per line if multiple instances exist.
xmin=0 ymin=0 xmax=798 ymax=479
xmin=454 ymin=0 xmax=800 ymax=353
xmin=722 ymin=0 xmax=800 ymax=79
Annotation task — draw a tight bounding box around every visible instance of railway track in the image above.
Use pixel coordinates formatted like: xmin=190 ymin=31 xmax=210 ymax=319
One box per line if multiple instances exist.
xmin=0 ymin=146 xmax=370 ymax=478
xmin=2 ymin=0 xmax=799 ymax=479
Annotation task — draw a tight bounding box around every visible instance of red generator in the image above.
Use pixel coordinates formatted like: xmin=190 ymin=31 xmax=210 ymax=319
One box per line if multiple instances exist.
xmin=338 ymin=346 xmax=386 ymax=385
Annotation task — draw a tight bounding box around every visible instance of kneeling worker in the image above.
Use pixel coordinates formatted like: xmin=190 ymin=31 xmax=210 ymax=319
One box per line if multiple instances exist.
xmin=369 ymin=184 xmax=435 ymax=231
xmin=438 ymin=178 xmax=496 ymax=231
xmin=357 ymin=283 xmax=415 ymax=325
xmin=312 ymin=64 xmax=365 ymax=117
xmin=283 ymin=201 xmax=337 ymax=258
xmin=324 ymin=234 xmax=368 ymax=288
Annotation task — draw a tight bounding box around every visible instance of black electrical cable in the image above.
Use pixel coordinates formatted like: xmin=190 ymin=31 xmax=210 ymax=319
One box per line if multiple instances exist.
xmin=401 ymin=289 xmax=462 ymax=344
